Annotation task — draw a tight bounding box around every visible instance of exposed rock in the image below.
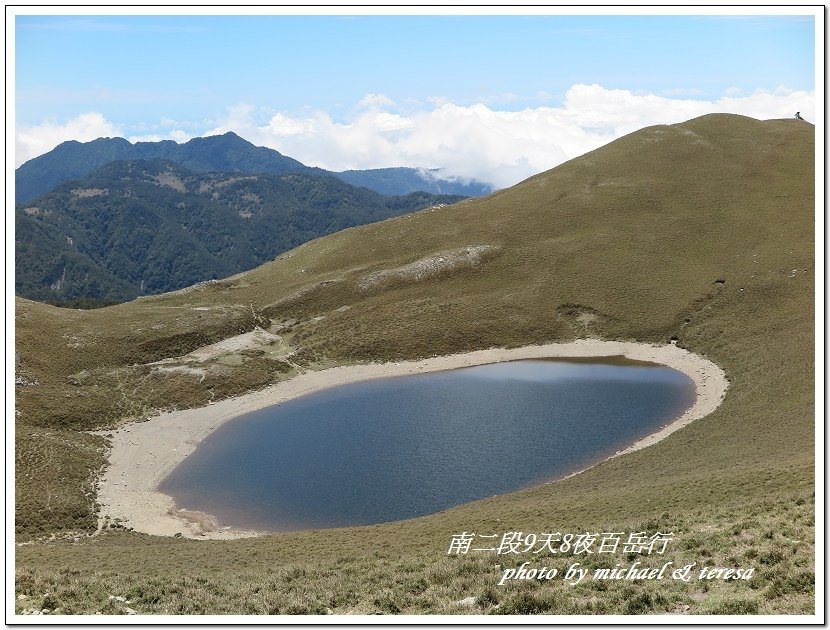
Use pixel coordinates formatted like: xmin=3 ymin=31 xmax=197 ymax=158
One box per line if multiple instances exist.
xmin=359 ymin=245 xmax=499 ymax=290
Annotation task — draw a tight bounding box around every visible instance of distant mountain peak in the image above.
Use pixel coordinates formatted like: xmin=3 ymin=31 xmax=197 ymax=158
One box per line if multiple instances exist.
xmin=187 ymin=130 xmax=251 ymax=145
xmin=218 ymin=130 xmax=246 ymax=140
xmin=15 ymin=160 xmax=467 ymax=304
xmin=16 ymin=133 xmax=493 ymax=205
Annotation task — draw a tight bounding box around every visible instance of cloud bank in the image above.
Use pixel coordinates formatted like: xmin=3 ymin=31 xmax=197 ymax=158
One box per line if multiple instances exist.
xmin=16 ymin=84 xmax=815 ymax=189
xmin=16 ymin=112 xmax=123 ymax=167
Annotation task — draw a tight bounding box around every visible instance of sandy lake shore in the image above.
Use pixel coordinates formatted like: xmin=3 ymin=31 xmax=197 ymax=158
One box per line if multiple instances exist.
xmin=95 ymin=340 xmax=729 ymax=540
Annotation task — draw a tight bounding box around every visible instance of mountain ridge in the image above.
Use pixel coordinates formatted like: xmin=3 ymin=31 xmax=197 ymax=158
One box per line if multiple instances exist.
xmin=16 ymin=158 xmax=466 ymax=303
xmin=15 ymin=132 xmax=493 ymax=204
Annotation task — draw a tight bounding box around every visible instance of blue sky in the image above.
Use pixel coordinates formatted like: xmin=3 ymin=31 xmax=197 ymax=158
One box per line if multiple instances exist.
xmin=12 ymin=11 xmax=819 ymax=186
xmin=16 ymin=15 xmax=815 ymax=120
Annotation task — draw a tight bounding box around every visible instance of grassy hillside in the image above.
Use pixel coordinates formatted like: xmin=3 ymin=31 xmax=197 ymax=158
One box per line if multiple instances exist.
xmin=14 ymin=114 xmax=815 ymax=615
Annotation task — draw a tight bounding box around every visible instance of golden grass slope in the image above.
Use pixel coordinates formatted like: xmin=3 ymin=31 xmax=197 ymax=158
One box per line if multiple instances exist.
xmin=15 ymin=114 xmax=815 ymax=614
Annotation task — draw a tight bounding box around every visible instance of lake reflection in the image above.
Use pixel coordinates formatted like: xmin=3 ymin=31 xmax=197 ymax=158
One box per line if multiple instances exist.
xmin=158 ymin=358 xmax=695 ymax=532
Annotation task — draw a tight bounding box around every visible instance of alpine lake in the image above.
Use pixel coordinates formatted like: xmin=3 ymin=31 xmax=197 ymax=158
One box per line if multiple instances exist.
xmin=158 ymin=357 xmax=696 ymax=533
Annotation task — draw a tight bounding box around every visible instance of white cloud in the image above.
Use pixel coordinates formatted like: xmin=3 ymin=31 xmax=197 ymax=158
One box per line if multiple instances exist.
xmin=170 ymin=129 xmax=192 ymax=143
xmin=663 ymin=87 xmax=705 ymax=97
xmin=357 ymin=93 xmax=396 ymax=110
xmin=16 ymin=112 xmax=123 ymax=166
xmin=204 ymin=103 xmax=258 ymax=137
xmin=217 ymin=85 xmax=814 ymax=189
xmin=372 ymin=112 xmax=413 ymax=133
xmin=16 ymin=85 xmax=816 ymax=187
xmin=264 ymin=113 xmax=316 ymax=136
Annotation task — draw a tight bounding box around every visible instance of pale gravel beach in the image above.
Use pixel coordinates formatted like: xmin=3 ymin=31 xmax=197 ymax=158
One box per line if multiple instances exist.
xmin=95 ymin=340 xmax=729 ymax=540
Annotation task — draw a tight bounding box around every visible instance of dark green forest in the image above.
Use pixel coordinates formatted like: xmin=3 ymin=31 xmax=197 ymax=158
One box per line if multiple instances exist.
xmin=16 ymin=159 xmax=465 ymax=304
xmin=16 ymin=132 xmax=491 ymax=205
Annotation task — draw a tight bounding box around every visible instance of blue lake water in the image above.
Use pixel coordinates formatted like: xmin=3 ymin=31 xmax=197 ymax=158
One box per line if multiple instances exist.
xmin=158 ymin=358 xmax=695 ymax=532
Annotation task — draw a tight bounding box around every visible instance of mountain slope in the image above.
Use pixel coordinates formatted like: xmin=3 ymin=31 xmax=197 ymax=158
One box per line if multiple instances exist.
xmin=15 ymin=159 xmax=465 ymax=303
xmin=15 ymin=114 xmax=815 ymax=614
xmin=15 ymin=133 xmax=492 ymax=203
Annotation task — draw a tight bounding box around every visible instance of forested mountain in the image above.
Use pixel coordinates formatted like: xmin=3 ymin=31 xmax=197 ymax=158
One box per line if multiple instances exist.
xmin=15 ymin=159 xmax=464 ymax=303
xmin=333 ymin=167 xmax=492 ymax=197
xmin=15 ymin=133 xmax=312 ymax=204
xmin=15 ymin=132 xmax=492 ymax=204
